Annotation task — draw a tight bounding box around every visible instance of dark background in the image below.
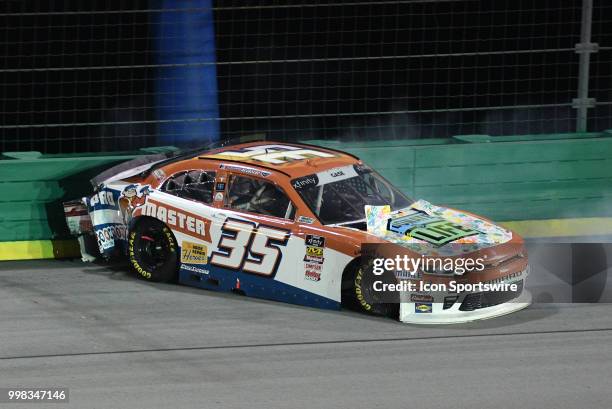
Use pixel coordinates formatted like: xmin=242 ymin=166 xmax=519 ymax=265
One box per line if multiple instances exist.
xmin=1 ymin=0 xmax=611 ymax=153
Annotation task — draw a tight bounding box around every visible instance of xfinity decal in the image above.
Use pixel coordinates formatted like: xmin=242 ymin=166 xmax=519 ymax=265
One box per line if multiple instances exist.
xmin=292 ymin=175 xmax=319 ymax=190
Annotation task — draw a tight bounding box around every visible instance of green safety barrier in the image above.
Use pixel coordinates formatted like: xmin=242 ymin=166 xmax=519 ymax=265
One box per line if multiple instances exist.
xmin=2 ymin=132 xmax=612 ymax=260
xmin=0 ymin=147 xmax=178 ymax=258
xmin=306 ymin=131 xmax=612 ymax=222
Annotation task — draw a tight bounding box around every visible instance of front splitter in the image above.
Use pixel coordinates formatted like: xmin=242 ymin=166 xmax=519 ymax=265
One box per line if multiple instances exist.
xmin=399 ymin=290 xmax=532 ymax=325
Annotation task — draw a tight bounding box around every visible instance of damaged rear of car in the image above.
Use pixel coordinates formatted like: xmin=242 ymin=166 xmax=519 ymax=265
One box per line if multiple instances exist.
xmin=62 ymin=150 xmax=181 ymax=261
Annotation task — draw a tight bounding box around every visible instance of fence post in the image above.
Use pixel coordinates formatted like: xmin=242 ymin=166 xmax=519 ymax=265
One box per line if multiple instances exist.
xmin=573 ymin=0 xmax=598 ymax=132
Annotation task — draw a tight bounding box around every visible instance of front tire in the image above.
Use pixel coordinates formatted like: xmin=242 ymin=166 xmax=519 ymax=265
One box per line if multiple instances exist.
xmin=342 ymin=258 xmax=399 ymax=318
xmin=128 ymin=218 xmax=178 ymax=282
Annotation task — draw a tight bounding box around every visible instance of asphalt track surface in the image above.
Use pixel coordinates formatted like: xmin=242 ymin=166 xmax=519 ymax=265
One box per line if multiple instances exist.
xmin=1 ymin=259 xmax=611 ymax=409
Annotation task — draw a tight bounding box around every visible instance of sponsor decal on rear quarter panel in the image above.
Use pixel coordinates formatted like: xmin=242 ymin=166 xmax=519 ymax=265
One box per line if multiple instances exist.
xmin=140 ymin=199 xmax=212 ymax=242
xmin=181 ymin=241 xmax=208 ymax=265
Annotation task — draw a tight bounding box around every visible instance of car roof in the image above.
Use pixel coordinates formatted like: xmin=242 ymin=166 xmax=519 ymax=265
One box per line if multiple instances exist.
xmin=190 ymin=141 xmax=360 ymax=179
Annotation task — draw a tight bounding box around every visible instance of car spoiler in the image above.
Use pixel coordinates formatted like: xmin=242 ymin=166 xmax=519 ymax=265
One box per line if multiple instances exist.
xmin=90 ymin=153 xmax=171 ymax=187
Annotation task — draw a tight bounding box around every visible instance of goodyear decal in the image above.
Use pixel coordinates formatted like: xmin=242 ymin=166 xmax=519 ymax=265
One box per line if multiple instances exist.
xmin=129 ymin=225 xmax=176 ymax=280
xmin=354 ymin=267 xmax=371 ymax=311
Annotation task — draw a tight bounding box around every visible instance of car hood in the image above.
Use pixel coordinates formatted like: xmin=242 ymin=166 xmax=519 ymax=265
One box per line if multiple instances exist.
xmin=365 ymin=200 xmax=513 ymax=257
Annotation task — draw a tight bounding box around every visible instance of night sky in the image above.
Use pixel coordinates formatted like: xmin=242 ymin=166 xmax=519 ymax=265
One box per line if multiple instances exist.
xmin=1 ymin=0 xmax=610 ymax=153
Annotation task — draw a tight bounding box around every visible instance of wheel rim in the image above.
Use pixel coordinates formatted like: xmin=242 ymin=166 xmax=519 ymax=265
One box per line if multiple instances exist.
xmin=136 ymin=225 xmax=171 ymax=272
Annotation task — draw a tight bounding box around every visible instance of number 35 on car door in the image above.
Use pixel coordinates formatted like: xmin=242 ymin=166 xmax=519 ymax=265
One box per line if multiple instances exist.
xmin=210 ymin=217 xmax=291 ymax=277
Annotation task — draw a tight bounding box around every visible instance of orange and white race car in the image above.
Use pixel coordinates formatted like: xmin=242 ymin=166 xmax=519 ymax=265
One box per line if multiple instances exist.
xmin=65 ymin=141 xmax=530 ymax=324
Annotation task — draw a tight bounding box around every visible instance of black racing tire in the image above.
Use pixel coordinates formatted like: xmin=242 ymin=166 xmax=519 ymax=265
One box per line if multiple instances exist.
xmin=128 ymin=218 xmax=178 ymax=283
xmin=341 ymin=258 xmax=399 ymax=318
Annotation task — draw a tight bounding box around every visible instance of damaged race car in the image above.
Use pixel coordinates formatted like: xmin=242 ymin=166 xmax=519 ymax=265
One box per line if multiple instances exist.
xmin=64 ymin=141 xmax=531 ymax=324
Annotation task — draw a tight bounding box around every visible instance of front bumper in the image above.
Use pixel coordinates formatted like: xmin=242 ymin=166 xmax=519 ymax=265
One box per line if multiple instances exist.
xmin=399 ymin=269 xmax=531 ymax=324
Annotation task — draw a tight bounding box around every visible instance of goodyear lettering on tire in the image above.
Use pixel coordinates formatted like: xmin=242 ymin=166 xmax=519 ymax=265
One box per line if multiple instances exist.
xmin=354 ymin=268 xmax=372 ymax=311
xmin=129 ymin=229 xmax=153 ymax=280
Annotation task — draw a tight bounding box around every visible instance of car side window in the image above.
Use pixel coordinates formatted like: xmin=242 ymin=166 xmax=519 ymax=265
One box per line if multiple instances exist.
xmin=162 ymin=170 xmax=216 ymax=204
xmin=226 ymin=175 xmax=294 ymax=219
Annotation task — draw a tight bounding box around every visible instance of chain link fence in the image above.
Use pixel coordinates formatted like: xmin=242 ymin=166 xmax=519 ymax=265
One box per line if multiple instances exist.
xmin=1 ymin=0 xmax=610 ymax=153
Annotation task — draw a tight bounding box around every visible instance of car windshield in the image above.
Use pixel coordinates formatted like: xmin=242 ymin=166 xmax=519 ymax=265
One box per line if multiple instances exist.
xmin=292 ymin=164 xmax=413 ymax=225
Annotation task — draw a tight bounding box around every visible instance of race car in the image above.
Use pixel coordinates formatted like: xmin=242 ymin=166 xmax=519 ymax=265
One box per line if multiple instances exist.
xmin=64 ymin=141 xmax=530 ymax=324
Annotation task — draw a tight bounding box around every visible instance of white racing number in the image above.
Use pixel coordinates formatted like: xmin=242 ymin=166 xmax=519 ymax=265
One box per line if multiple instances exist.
xmin=210 ymin=218 xmax=290 ymax=277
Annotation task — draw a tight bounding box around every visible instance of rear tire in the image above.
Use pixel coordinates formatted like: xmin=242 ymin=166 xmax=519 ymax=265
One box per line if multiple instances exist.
xmin=128 ymin=218 xmax=178 ymax=283
xmin=342 ymin=258 xmax=399 ymax=318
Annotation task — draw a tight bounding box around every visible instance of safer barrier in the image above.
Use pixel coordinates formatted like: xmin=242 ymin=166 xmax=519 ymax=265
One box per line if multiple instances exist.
xmin=306 ymin=131 xmax=612 ymax=224
xmin=2 ymin=132 xmax=612 ymax=260
xmin=0 ymin=148 xmax=177 ymax=260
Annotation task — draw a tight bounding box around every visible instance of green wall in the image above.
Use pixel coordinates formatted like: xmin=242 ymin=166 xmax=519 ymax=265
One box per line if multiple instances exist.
xmin=306 ymin=131 xmax=612 ymax=221
xmin=0 ymin=151 xmax=154 ymax=242
xmin=2 ymin=132 xmax=612 ymax=244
